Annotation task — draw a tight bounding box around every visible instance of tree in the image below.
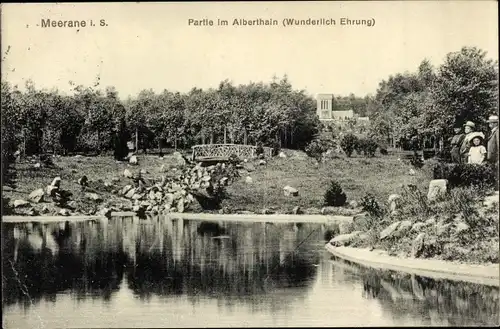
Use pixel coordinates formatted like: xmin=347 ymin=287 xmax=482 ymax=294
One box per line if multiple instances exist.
xmin=16 ymin=80 xmax=50 ymax=155
xmin=74 ymin=85 xmax=114 ymax=154
xmin=44 ymin=93 xmax=84 ymax=155
xmin=153 ymin=90 xmax=185 ymax=152
xmin=430 ymin=47 xmax=498 ymax=140
xmin=126 ymin=89 xmax=154 ymax=153
xmin=1 ymin=81 xmax=20 ymax=187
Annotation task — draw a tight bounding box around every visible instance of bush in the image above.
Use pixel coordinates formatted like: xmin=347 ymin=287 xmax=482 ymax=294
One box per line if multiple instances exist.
xmin=340 ymin=133 xmax=358 ymax=157
xmin=397 ymin=184 xmax=433 ymax=219
xmin=360 ymin=193 xmax=385 ymax=219
xmin=354 ymin=138 xmax=365 ymax=155
xmin=2 ymin=197 xmax=13 ymax=215
xmin=432 ymin=161 xmax=455 ymax=180
xmin=442 ymin=186 xmax=479 ymax=222
xmin=432 ymin=162 xmax=495 ymax=190
xmin=305 ymin=138 xmax=328 ymax=162
xmin=255 ymin=144 xmax=264 ymax=156
xmin=365 ymin=140 xmax=378 ymax=157
xmin=270 ymin=140 xmax=280 ymax=156
xmin=212 ymin=162 xmax=240 ymax=185
xmin=323 ymin=180 xmax=347 ymax=207
xmin=228 ymin=153 xmax=241 ymax=166
xmin=202 ymin=162 xmax=241 ymax=209
xmin=352 ymin=214 xmax=383 ymax=243
xmin=458 ymin=164 xmax=496 ymax=190
xmin=410 ymin=151 xmax=424 ymax=168
xmin=435 ymin=148 xmax=452 ymax=163
xmin=440 ymin=187 xmax=498 ymax=256
xmin=39 ymin=154 xmax=56 ymax=168
xmin=356 ymin=138 xmax=378 ymax=157
xmin=379 ymin=147 xmax=388 ymax=156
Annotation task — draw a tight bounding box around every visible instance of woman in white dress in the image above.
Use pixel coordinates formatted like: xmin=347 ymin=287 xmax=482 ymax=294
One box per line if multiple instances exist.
xmin=467 ymin=133 xmax=487 ymax=164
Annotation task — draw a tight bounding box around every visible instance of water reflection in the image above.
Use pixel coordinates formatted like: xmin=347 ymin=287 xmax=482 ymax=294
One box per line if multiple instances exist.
xmin=3 ymin=218 xmax=320 ymax=311
xmin=329 ymin=256 xmax=500 ymax=326
xmin=2 ymin=217 xmax=499 ymax=327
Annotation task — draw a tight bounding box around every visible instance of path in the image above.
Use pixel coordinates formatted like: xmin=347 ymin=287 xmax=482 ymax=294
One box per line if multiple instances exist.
xmin=326 ymin=244 xmax=500 ymax=287
xmin=2 ymin=212 xmax=354 ymax=224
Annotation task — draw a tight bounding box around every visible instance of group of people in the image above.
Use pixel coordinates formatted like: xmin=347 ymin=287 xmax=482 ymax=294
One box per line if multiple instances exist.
xmin=449 ymin=115 xmax=499 ymax=166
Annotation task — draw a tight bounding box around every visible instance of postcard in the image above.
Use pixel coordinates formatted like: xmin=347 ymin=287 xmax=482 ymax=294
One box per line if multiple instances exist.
xmin=1 ymin=1 xmax=499 ymax=328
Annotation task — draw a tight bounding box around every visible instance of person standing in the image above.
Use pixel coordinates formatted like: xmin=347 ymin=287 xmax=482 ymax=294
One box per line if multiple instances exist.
xmin=459 ymin=121 xmax=477 ymax=163
xmin=487 ymin=115 xmax=499 ymax=190
xmin=487 ymin=115 xmax=499 ymax=163
xmin=449 ymin=125 xmax=465 ymax=163
xmin=467 ymin=134 xmax=487 ymax=164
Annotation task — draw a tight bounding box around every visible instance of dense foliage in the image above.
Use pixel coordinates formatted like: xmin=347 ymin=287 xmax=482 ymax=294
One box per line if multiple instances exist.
xmin=304 ymin=139 xmax=327 ymax=162
xmin=432 ymin=162 xmax=496 ymax=190
xmin=367 ymin=47 xmax=498 ymax=149
xmin=355 ymin=138 xmax=378 ymax=157
xmin=304 ymin=135 xmax=337 ymax=162
xmin=1 ymin=76 xmax=320 ymax=159
xmin=2 ymin=46 xmax=497 ymax=168
xmin=360 ymin=193 xmax=385 ymax=219
xmin=340 ymin=133 xmax=359 ymax=157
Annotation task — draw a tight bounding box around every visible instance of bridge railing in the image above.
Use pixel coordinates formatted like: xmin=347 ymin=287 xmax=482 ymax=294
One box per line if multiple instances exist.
xmin=191 ymin=144 xmax=273 ymax=161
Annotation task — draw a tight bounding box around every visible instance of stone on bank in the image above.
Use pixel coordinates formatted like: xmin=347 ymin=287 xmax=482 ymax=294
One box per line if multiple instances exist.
xmin=329 ymin=231 xmax=363 ymax=247
xmin=28 ymin=188 xmax=45 ymax=203
xmin=427 ymin=179 xmax=447 ymax=201
xmin=283 ymin=185 xmax=299 ymax=197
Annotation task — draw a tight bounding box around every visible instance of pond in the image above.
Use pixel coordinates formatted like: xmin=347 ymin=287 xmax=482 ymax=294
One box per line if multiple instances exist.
xmin=2 ymin=216 xmax=499 ymax=328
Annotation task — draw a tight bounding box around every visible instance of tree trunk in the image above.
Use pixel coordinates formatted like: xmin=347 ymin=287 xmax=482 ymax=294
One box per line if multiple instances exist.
xmin=174 ymin=133 xmax=178 ymax=150
xmin=224 ymin=126 xmax=227 ymax=144
xmin=23 ymin=129 xmax=26 ymax=158
xmin=135 ymin=127 xmax=139 ymax=153
xmin=210 ymin=131 xmax=214 ymax=144
xmin=244 ymin=129 xmax=248 ymax=145
xmin=285 ymin=127 xmax=288 ymax=148
xmin=40 ymin=129 xmax=44 ymax=155
xmin=158 ymin=139 xmax=162 ymax=156
xmin=421 ymin=137 xmax=425 ymax=160
xmin=97 ymin=130 xmax=100 ymax=155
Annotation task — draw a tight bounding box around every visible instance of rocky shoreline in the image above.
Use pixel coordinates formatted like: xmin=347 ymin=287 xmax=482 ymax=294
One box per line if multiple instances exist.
xmin=5 ymin=152 xmax=366 ymax=219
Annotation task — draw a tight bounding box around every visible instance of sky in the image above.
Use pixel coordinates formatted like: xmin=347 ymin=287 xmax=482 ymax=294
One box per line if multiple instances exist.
xmin=1 ymin=1 xmax=498 ymax=99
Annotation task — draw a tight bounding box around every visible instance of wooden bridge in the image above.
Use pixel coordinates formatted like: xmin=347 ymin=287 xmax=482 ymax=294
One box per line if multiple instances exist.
xmin=191 ymin=144 xmax=273 ymax=162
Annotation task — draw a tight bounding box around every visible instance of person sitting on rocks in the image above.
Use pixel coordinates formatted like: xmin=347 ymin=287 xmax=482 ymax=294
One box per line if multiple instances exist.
xmin=467 ymin=133 xmax=487 ymax=165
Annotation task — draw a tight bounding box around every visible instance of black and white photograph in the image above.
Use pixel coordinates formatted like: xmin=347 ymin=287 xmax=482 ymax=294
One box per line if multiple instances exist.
xmin=1 ymin=1 xmax=499 ymax=327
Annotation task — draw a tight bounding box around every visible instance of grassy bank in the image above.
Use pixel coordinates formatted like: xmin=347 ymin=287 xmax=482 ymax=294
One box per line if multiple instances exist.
xmin=221 ymin=153 xmax=431 ymax=213
xmin=2 ymin=150 xmax=431 ymax=216
xmin=341 ymin=185 xmax=499 ymax=265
